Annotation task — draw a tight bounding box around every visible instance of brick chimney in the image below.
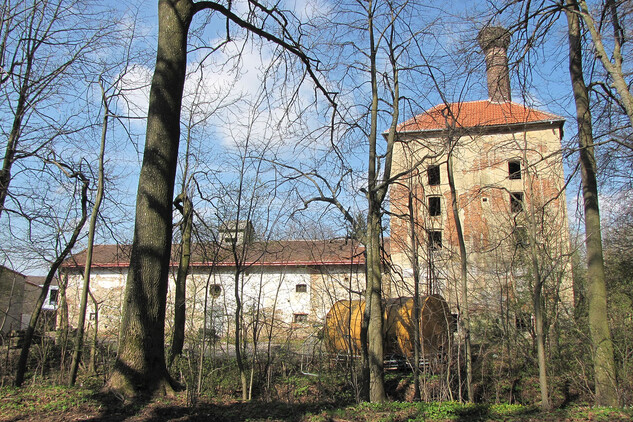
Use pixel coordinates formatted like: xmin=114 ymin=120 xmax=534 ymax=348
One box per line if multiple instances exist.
xmin=477 ymin=26 xmax=511 ymax=103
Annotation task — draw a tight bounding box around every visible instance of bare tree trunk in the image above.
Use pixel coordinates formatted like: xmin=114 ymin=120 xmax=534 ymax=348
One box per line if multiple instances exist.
xmin=408 ymin=190 xmax=421 ymax=401
xmin=235 ymin=270 xmax=248 ymax=401
xmin=446 ymin=145 xmax=472 ymax=402
xmin=169 ymin=193 xmax=193 ymax=366
xmin=69 ymin=82 xmax=109 ymax=386
xmin=56 ymin=272 xmax=69 ymax=371
xmin=365 ymin=209 xmax=385 ymax=402
xmin=15 ymin=171 xmax=88 ymax=387
xmin=523 ymin=153 xmax=551 ymax=410
xmin=88 ymin=292 xmax=99 ymax=374
xmin=565 ymin=1 xmax=619 ymax=406
xmin=106 ymin=0 xmax=194 ymax=398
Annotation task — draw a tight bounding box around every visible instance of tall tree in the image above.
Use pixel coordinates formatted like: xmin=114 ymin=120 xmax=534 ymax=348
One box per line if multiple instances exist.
xmin=106 ymin=0 xmax=331 ymax=398
xmin=15 ymin=162 xmax=89 ymax=386
xmin=565 ymin=0 xmax=619 ymax=406
xmin=68 ymin=79 xmax=111 ymax=386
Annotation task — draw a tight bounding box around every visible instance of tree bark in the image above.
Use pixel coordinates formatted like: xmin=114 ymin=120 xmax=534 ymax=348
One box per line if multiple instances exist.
xmin=69 ymin=84 xmax=109 ymax=386
xmin=408 ymin=190 xmax=422 ymax=401
xmin=106 ymin=0 xmax=194 ymax=398
xmin=565 ymin=1 xmax=619 ymax=406
xmin=446 ymin=146 xmax=472 ymax=402
xmin=168 ymin=193 xmax=193 ymax=366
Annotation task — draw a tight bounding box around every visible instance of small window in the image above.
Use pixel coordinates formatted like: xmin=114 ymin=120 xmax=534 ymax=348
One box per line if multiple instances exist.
xmin=508 ymin=160 xmax=521 ymax=180
xmin=428 ymin=196 xmax=441 ymax=217
xmin=48 ymin=288 xmax=59 ymax=306
xmin=209 ymin=284 xmax=222 ymax=298
xmin=428 ymin=230 xmax=442 ymax=250
xmin=510 ymin=192 xmax=524 ymax=213
xmin=293 ymin=313 xmax=308 ymax=323
xmin=89 ymin=312 xmax=96 ymax=321
xmin=428 ymin=165 xmax=440 ymax=186
xmin=295 ymin=284 xmax=307 ymax=293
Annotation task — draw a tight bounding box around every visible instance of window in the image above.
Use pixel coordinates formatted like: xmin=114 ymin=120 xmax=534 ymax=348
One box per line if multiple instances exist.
xmin=295 ymin=284 xmax=307 ymax=293
xmin=428 ymin=165 xmax=440 ymax=186
xmin=48 ymin=288 xmax=58 ymax=306
xmin=508 ymin=160 xmax=521 ymax=180
xmin=510 ymin=192 xmax=524 ymax=213
xmin=293 ymin=313 xmax=308 ymax=323
xmin=42 ymin=286 xmax=59 ymax=310
xmin=428 ymin=230 xmax=442 ymax=250
xmin=209 ymin=284 xmax=222 ymax=298
xmin=428 ymin=196 xmax=441 ymax=216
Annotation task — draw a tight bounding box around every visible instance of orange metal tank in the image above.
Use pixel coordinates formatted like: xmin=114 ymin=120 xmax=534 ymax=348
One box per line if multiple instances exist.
xmin=324 ymin=295 xmax=452 ymax=358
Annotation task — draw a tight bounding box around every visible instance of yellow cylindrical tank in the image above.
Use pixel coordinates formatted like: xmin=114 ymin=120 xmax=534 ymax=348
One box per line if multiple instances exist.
xmin=324 ymin=295 xmax=452 ymax=358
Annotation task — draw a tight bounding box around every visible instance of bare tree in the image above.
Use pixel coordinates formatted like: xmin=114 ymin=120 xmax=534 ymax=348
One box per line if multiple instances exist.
xmin=15 ymin=161 xmax=89 ymax=386
xmin=107 ymin=0 xmax=333 ymax=398
xmin=0 ymin=0 xmax=109 ymax=221
xmin=565 ymin=0 xmax=619 ymax=406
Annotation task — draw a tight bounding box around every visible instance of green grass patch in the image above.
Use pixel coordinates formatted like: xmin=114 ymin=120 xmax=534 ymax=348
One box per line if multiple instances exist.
xmin=0 ymin=384 xmax=98 ymax=419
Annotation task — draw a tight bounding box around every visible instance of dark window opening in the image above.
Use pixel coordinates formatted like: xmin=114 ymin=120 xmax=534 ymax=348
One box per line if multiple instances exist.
xmin=295 ymin=284 xmax=307 ymax=293
xmin=428 ymin=230 xmax=442 ymax=250
xmin=428 ymin=196 xmax=441 ymax=217
xmin=293 ymin=313 xmax=308 ymax=323
xmin=509 ymin=160 xmax=521 ymax=180
xmin=510 ymin=192 xmax=524 ymax=213
xmin=428 ymin=165 xmax=440 ymax=186
xmin=209 ymin=284 xmax=222 ymax=298
xmin=48 ymin=288 xmax=58 ymax=306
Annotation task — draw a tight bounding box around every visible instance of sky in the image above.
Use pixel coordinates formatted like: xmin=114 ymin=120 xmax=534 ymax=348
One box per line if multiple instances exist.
xmin=2 ymin=0 xmax=608 ymax=275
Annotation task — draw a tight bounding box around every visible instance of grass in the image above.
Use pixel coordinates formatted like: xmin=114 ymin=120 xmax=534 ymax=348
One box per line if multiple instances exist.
xmin=1 ymin=384 xmax=632 ymax=422
xmin=0 ymin=384 xmax=99 ymax=418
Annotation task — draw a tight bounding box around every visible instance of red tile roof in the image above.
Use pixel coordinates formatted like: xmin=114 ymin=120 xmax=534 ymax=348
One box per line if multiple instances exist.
xmin=397 ymin=100 xmax=564 ymax=133
xmin=62 ymin=239 xmax=367 ymax=269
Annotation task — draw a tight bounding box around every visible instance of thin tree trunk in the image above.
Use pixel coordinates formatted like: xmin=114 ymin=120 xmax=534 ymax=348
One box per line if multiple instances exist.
xmin=446 ymin=147 xmax=472 ymax=402
xmin=408 ymin=190 xmax=421 ymax=401
xmin=15 ymin=172 xmax=88 ymax=387
xmin=69 ymin=83 xmax=108 ymax=386
xmin=524 ymin=153 xmax=551 ymax=410
xmin=56 ymin=272 xmax=69 ymax=371
xmin=565 ymin=1 xmax=619 ymax=406
xmin=169 ymin=193 xmax=193 ymax=366
xmin=88 ymin=292 xmax=99 ymax=374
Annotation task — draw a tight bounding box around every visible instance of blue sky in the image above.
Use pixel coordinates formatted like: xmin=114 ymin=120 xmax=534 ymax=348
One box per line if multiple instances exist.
xmin=3 ymin=0 xmax=601 ymax=274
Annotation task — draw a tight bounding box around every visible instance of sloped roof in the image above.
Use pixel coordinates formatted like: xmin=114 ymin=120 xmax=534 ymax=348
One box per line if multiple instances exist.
xmin=396 ymin=100 xmax=564 ymax=133
xmin=62 ymin=239 xmax=367 ymax=269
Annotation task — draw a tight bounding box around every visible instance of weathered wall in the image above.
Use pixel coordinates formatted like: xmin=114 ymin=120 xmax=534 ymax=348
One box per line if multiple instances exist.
xmin=0 ymin=267 xmax=25 ymax=334
xmin=64 ymin=263 xmax=366 ymax=344
xmin=389 ymin=124 xmax=574 ymax=316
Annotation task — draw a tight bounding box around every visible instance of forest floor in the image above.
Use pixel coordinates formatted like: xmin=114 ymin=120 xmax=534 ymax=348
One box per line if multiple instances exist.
xmin=1 ymin=384 xmax=632 ymax=422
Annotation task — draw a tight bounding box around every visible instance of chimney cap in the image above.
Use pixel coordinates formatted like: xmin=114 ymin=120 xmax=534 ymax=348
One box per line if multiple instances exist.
xmin=477 ymin=26 xmax=511 ymax=51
